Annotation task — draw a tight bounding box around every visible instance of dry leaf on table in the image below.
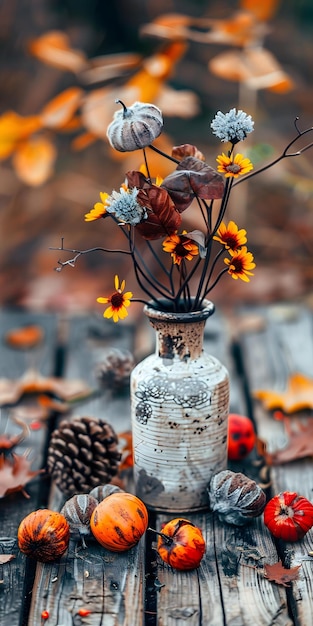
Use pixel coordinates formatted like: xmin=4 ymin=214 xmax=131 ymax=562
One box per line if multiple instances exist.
xmin=0 ymin=453 xmax=43 ymax=498
xmin=254 ymin=372 xmax=313 ymax=413
xmin=0 ymin=369 xmax=92 ymax=407
xmin=264 ymin=561 xmax=301 ymax=587
xmin=263 ymin=416 xmax=313 ymax=465
xmin=0 ymin=554 xmax=15 ymax=564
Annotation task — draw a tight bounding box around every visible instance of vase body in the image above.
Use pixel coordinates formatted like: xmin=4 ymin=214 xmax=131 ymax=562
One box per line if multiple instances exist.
xmin=130 ymin=300 xmax=229 ymax=512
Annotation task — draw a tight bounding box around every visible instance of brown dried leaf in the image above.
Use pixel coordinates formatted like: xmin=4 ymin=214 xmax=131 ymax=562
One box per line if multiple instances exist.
xmin=136 ymin=185 xmax=182 ymax=240
xmin=162 ymin=156 xmax=224 ymax=212
xmin=264 ymin=561 xmax=301 ymax=587
xmin=172 ymin=144 xmax=205 ymax=162
xmin=265 ymin=417 xmax=313 ymax=465
xmin=254 ymin=372 xmax=313 ymax=413
xmin=0 ymin=454 xmax=42 ymax=498
xmin=126 ymin=172 xmax=182 ymax=240
xmin=0 ymin=554 xmax=15 ymax=564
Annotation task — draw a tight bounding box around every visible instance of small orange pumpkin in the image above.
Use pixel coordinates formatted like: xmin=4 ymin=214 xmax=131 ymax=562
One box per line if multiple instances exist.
xmin=17 ymin=509 xmax=70 ymax=562
xmin=153 ymin=518 xmax=206 ymax=570
xmin=90 ymin=491 xmax=148 ymax=551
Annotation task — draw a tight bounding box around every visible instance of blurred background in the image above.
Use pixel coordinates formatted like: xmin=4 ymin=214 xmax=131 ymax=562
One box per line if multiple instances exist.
xmin=0 ymin=0 xmax=312 ymax=319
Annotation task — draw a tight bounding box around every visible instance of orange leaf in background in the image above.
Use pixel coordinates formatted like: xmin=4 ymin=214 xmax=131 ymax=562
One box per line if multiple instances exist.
xmin=0 ymin=111 xmax=41 ymax=159
xmin=40 ymin=87 xmax=83 ymax=129
xmin=12 ymin=135 xmax=57 ymax=186
xmin=264 ymin=561 xmax=301 ymax=587
xmin=140 ymin=13 xmax=192 ymax=41
xmin=240 ymin=0 xmax=281 ymax=22
xmin=209 ymin=48 xmax=293 ymax=92
xmin=5 ymin=325 xmax=44 ymax=349
xmin=29 ymin=30 xmax=88 ymax=73
xmin=71 ymin=130 xmax=97 ymax=151
xmin=79 ymin=52 xmax=142 ymax=85
xmin=0 ymin=453 xmax=43 ymax=498
xmin=254 ymin=372 xmax=313 ymax=413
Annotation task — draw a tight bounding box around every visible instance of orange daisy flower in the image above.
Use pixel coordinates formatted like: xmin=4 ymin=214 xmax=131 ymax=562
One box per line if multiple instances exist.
xmin=213 ymin=220 xmax=247 ymax=251
xmin=224 ymin=247 xmax=256 ymax=282
xmin=96 ymin=275 xmax=133 ymax=322
xmin=216 ymin=153 xmax=253 ymax=178
xmin=85 ymin=192 xmax=109 ymax=221
xmin=163 ymin=231 xmax=199 ymax=265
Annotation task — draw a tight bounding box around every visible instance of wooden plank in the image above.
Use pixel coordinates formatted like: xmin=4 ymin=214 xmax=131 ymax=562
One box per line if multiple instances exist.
xmin=0 ymin=310 xmax=59 ymax=626
xmin=28 ymin=314 xmax=144 ymax=625
xmin=237 ymin=303 xmax=313 ymax=626
xmin=28 ymin=535 xmax=145 ymax=626
xmin=62 ymin=314 xmax=135 ymax=433
xmin=152 ymin=510 xmax=291 ymax=626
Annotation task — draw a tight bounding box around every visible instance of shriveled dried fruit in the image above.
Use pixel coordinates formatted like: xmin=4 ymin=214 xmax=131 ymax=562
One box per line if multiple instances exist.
xmin=208 ymin=470 xmax=266 ymax=525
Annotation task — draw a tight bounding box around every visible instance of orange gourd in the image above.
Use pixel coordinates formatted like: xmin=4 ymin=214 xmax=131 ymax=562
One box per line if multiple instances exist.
xmin=153 ymin=518 xmax=206 ymax=570
xmin=90 ymin=491 xmax=148 ymax=551
xmin=17 ymin=509 xmax=70 ymax=562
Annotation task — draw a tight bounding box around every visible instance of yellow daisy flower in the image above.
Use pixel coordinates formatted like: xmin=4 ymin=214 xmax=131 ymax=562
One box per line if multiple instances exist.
xmin=85 ymin=192 xmax=109 ymax=221
xmin=224 ymin=246 xmax=256 ymax=282
xmin=216 ymin=153 xmax=253 ymax=178
xmin=163 ymin=231 xmax=199 ymax=265
xmin=96 ymin=275 xmax=133 ymax=322
xmin=213 ymin=220 xmax=247 ymax=251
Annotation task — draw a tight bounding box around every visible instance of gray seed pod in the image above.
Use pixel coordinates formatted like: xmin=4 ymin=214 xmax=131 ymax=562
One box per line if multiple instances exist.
xmin=106 ymin=100 xmax=163 ymax=152
xmin=89 ymin=484 xmax=124 ymax=502
xmin=208 ymin=470 xmax=266 ymax=526
xmin=61 ymin=493 xmax=98 ymax=541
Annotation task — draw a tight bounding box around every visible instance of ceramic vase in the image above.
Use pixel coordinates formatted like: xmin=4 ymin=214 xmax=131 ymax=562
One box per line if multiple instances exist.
xmin=130 ymin=300 xmax=229 ymax=512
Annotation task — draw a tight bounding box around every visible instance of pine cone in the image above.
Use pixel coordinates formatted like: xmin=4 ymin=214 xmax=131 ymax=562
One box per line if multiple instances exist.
xmin=94 ymin=348 xmax=135 ymax=391
xmin=47 ymin=416 xmax=121 ymax=496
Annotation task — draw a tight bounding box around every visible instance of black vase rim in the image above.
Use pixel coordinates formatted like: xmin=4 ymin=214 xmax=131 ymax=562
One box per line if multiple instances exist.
xmin=144 ymin=298 xmax=215 ymax=323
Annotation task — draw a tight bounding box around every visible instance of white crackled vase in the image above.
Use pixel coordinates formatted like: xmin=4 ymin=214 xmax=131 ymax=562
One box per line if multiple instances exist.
xmin=130 ymin=299 xmax=229 ymax=512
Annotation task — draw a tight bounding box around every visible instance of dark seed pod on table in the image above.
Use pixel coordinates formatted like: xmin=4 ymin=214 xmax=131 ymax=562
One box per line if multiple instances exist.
xmin=94 ymin=348 xmax=135 ymax=391
xmin=47 ymin=416 xmax=121 ymax=497
xmin=61 ymin=494 xmax=99 ymax=542
xmin=208 ymin=470 xmax=266 ymax=526
xmin=106 ymin=100 xmax=163 ymax=152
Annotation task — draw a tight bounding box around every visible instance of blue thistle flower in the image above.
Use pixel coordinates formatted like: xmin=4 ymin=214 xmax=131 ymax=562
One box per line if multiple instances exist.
xmin=106 ymin=187 xmax=147 ymax=225
xmin=211 ymin=108 xmax=254 ymax=144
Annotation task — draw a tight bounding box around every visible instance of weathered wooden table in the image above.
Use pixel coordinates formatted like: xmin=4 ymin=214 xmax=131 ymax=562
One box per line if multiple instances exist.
xmin=1 ymin=303 xmax=313 ymax=626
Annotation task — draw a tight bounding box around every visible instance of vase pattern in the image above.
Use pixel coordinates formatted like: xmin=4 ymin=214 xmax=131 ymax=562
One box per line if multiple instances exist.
xmin=130 ymin=300 xmax=230 ymax=512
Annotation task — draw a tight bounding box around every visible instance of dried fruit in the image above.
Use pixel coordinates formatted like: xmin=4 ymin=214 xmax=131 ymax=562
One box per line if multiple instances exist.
xmin=264 ymin=491 xmax=313 ymax=541
xmin=151 ymin=518 xmax=205 ymax=570
xmin=208 ymin=470 xmax=266 ymax=525
xmin=17 ymin=509 xmax=70 ymax=562
xmin=90 ymin=491 xmax=148 ymax=551
xmin=227 ymin=413 xmax=256 ymax=460
xmin=106 ymin=100 xmax=163 ymax=152
xmin=89 ymin=483 xmax=123 ymax=501
xmin=60 ymin=494 xmax=98 ymax=544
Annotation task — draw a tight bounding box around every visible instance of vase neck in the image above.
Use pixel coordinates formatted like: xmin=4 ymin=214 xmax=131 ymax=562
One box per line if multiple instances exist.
xmin=149 ymin=317 xmax=207 ymax=361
